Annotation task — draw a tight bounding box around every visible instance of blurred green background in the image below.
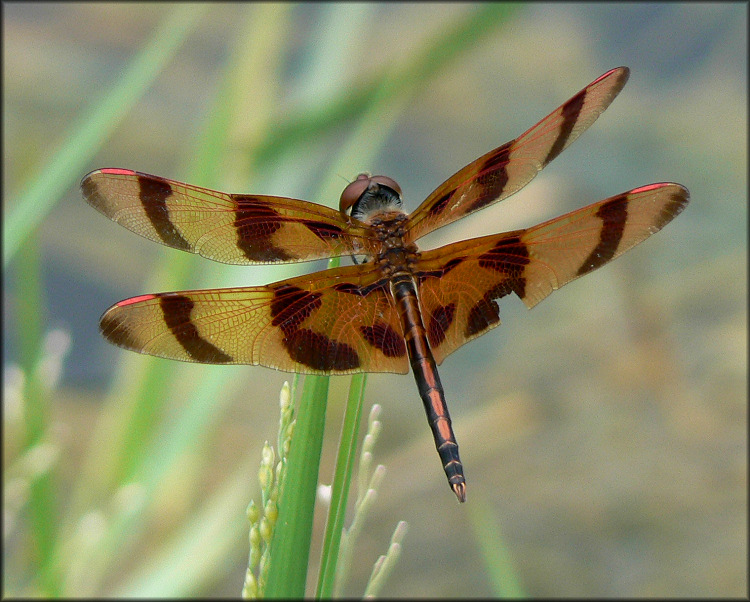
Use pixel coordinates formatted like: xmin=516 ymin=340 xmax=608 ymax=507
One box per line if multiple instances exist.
xmin=4 ymin=2 xmax=746 ymax=597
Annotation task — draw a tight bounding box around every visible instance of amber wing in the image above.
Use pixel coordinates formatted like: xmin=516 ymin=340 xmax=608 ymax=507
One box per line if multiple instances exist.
xmin=404 ymin=67 xmax=631 ymax=242
xmin=413 ymin=183 xmax=689 ymax=365
xmin=99 ymin=262 xmax=411 ymax=374
xmin=82 ymin=168 xmax=376 ymax=264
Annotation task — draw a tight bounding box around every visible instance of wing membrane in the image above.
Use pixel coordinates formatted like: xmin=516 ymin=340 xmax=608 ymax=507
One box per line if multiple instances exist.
xmin=99 ymin=264 xmax=410 ymax=374
xmin=82 ymin=168 xmax=374 ymax=264
xmin=405 ymin=67 xmax=631 ymax=241
xmin=414 ymin=182 xmax=688 ymax=364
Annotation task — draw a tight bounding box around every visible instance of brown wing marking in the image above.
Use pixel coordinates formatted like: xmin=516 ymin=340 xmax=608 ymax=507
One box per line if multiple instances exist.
xmin=82 ymin=168 xmax=374 ymax=265
xmin=519 ymin=182 xmax=688 ymax=307
xmin=99 ymin=264 xmax=410 ymax=374
xmin=415 ymin=182 xmax=688 ymax=364
xmin=415 ymin=238 xmax=526 ymax=365
xmin=405 ymin=67 xmax=631 ymax=241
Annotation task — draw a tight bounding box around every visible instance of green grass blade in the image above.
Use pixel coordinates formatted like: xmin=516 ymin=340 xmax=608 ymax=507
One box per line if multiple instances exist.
xmin=316 ymin=373 xmax=368 ymax=598
xmin=14 ymin=235 xmax=59 ymax=592
xmin=254 ymin=3 xmax=518 ymax=169
xmin=468 ymin=495 xmax=526 ymax=597
xmin=264 ymin=374 xmax=331 ymax=598
xmin=3 ymin=3 xmax=207 ymax=267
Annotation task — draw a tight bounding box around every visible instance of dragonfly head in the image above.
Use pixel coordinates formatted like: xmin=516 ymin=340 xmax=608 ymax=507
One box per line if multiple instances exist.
xmin=340 ymin=173 xmax=403 ymax=223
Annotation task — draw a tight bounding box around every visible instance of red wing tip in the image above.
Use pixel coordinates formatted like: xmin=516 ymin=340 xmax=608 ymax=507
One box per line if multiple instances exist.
xmin=116 ymin=294 xmax=159 ymax=307
xmin=81 ymin=167 xmax=137 ymax=182
xmin=98 ymin=167 xmax=137 ymax=176
xmin=81 ymin=167 xmax=138 ymax=188
xmin=452 ymin=482 xmax=467 ymax=503
xmin=632 ymin=182 xmax=686 ymax=194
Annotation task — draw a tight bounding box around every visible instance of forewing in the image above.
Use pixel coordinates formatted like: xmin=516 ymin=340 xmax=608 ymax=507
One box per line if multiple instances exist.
xmin=82 ymin=168 xmax=374 ymax=264
xmin=405 ymin=67 xmax=631 ymax=241
xmin=99 ymin=264 xmax=410 ymax=374
xmin=415 ymin=182 xmax=688 ymax=364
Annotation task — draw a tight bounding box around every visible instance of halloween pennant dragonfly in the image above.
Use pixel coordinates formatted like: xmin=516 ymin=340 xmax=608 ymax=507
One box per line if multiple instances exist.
xmin=82 ymin=67 xmax=688 ymax=502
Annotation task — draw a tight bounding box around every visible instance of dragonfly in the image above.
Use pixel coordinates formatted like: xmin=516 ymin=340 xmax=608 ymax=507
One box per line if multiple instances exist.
xmin=82 ymin=67 xmax=688 ymax=502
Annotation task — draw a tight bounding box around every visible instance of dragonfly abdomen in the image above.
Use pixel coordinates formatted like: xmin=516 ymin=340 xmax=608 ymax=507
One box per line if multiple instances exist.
xmin=390 ymin=273 xmax=466 ymax=502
